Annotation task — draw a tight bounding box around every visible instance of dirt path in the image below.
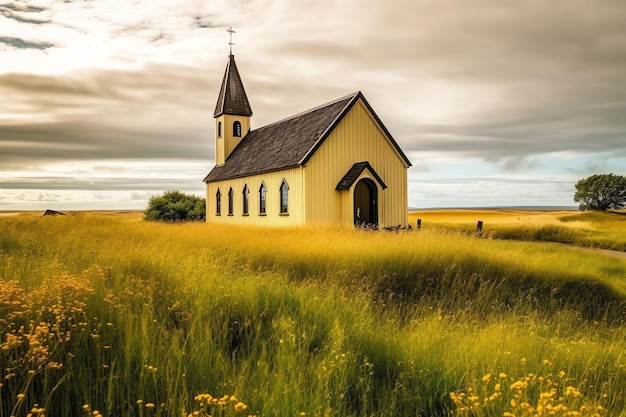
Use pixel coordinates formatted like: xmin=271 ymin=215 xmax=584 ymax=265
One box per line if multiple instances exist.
xmin=582 ymin=247 xmax=626 ymax=259
xmin=554 ymin=243 xmax=626 ymax=259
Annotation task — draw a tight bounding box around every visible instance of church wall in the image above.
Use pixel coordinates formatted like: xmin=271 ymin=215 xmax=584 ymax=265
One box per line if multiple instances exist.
xmin=304 ymin=99 xmax=409 ymax=227
xmin=205 ymin=167 xmax=304 ymax=226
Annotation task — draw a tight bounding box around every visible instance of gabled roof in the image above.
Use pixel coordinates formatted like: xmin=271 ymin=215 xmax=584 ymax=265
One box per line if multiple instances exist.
xmin=336 ymin=162 xmax=387 ymax=190
xmin=204 ymin=91 xmax=411 ymax=183
xmin=214 ymin=55 xmax=253 ymax=117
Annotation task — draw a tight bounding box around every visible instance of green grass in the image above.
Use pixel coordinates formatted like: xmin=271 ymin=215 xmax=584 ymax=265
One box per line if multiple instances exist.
xmin=1 ymin=212 xmax=625 ymax=416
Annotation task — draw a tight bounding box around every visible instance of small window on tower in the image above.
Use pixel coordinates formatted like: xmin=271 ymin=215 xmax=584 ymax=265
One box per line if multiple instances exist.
xmin=218 ymin=121 xmax=222 ymax=138
xmin=233 ymin=121 xmax=242 ymax=137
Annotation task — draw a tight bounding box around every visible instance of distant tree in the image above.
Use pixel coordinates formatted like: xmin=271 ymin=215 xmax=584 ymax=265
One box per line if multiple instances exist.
xmin=144 ymin=190 xmax=206 ymax=222
xmin=573 ymin=174 xmax=626 ymax=211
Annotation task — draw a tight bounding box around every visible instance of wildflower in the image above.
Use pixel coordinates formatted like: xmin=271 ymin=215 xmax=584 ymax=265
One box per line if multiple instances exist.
xmin=234 ymin=401 xmax=247 ymax=412
xmin=503 ymin=413 xmax=516 ymax=417
xmin=300 ymin=413 xmax=307 ymax=416
xmin=17 ymin=393 xmax=26 ymax=400
xmin=558 ymin=370 xmax=566 ymax=378
xmin=482 ymin=373 xmax=492 ymax=382
xmin=145 ymin=403 xmax=155 ymax=408
xmin=83 ymin=404 xmax=90 ymax=410
xmin=136 ymin=400 xmax=143 ymax=405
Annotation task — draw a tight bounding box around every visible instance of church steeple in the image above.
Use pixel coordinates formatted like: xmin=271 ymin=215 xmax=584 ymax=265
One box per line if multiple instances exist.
xmin=214 ymin=54 xmax=253 ymax=117
xmin=214 ymin=52 xmax=252 ymax=166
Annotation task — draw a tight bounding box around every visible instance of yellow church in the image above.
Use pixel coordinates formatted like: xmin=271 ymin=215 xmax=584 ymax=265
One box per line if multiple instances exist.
xmin=203 ymin=54 xmax=411 ymax=228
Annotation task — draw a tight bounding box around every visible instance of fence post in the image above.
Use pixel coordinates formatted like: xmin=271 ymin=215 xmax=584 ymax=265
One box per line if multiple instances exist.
xmin=417 ymin=218 xmax=422 ymax=230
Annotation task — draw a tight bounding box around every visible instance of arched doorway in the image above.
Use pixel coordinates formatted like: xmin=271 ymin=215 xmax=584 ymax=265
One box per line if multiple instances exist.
xmin=353 ymin=178 xmax=378 ymax=226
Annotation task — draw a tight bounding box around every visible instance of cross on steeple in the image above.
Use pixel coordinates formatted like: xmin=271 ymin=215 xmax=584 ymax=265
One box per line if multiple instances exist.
xmin=227 ymin=26 xmax=236 ymax=55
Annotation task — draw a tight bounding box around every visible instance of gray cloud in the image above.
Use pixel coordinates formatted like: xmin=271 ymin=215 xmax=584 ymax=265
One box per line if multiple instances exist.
xmin=0 ymin=64 xmax=215 ymax=165
xmin=1 ymin=2 xmax=49 ymax=24
xmin=0 ymin=176 xmax=206 ymax=192
xmin=0 ymin=36 xmax=53 ymax=49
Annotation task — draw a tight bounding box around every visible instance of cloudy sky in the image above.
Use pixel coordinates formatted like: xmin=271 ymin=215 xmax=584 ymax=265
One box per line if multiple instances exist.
xmin=1 ymin=0 xmax=625 ymax=210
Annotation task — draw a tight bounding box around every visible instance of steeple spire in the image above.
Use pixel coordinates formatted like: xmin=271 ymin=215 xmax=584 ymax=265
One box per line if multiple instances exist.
xmin=214 ymin=54 xmax=253 ymax=118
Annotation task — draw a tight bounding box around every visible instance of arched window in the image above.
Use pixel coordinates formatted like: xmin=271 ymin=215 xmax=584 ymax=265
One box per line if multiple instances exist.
xmin=216 ymin=188 xmax=221 ymax=216
xmin=242 ymin=184 xmax=249 ymax=215
xmin=259 ymin=182 xmax=267 ymax=215
xmin=233 ymin=121 xmax=242 ymax=137
xmin=228 ymin=187 xmax=234 ymax=216
xmin=217 ymin=121 xmax=222 ymax=138
xmin=279 ymin=179 xmax=289 ymax=214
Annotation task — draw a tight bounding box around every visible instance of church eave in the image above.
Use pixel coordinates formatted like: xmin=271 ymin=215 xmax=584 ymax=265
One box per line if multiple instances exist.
xmin=203 ymin=164 xmax=301 ymax=184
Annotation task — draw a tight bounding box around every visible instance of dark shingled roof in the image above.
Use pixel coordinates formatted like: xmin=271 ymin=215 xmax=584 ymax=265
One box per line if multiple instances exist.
xmin=336 ymin=161 xmax=387 ymax=190
xmin=214 ymin=55 xmax=253 ymax=117
xmin=204 ymin=91 xmax=411 ymax=183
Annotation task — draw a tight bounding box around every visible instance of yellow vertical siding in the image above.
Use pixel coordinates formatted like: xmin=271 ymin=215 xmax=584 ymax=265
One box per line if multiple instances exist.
xmin=206 ymin=167 xmax=304 ymax=226
xmin=304 ymin=99 xmax=408 ymax=228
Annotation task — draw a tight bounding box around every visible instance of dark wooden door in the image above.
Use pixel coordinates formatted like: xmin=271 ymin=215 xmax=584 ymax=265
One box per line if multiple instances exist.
xmin=354 ymin=179 xmax=377 ymax=225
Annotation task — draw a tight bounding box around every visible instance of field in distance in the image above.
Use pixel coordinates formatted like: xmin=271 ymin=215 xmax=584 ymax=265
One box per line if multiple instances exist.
xmin=410 ymin=208 xmax=626 ymax=252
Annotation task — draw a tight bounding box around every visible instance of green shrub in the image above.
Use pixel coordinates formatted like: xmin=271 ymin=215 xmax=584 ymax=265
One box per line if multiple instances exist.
xmin=144 ymin=190 xmax=205 ymax=222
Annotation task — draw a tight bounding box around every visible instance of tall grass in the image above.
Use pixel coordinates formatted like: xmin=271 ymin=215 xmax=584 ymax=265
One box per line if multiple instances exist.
xmin=1 ymin=213 xmax=625 ymax=416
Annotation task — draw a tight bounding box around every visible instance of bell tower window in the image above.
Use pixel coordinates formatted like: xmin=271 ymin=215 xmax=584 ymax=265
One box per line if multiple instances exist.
xmin=217 ymin=121 xmax=222 ymax=138
xmin=233 ymin=121 xmax=242 ymax=137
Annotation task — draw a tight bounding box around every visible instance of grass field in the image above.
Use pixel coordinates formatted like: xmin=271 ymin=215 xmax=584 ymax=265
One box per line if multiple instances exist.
xmin=1 ymin=210 xmax=625 ymax=416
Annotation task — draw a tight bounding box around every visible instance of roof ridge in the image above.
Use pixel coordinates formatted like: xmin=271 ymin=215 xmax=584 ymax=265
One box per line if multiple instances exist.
xmin=253 ymin=91 xmax=360 ymax=131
